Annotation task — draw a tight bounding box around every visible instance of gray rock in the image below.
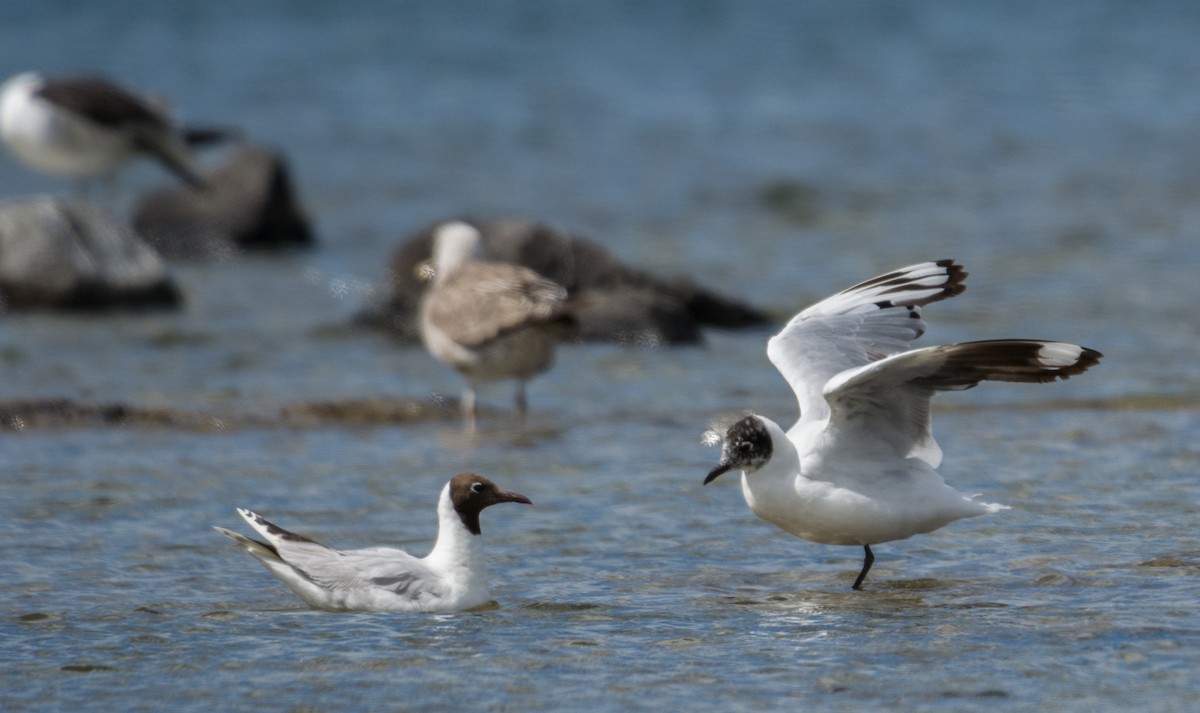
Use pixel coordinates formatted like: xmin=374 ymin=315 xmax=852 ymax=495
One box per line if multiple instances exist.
xmin=568 ymin=284 xmax=700 ymax=346
xmin=0 ymin=197 xmax=181 ymax=310
xmin=358 ymin=218 xmax=768 ymax=345
xmin=132 ymin=145 xmax=315 ymax=259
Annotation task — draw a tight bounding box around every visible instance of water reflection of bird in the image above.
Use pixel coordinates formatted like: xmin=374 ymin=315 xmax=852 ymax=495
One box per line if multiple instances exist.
xmin=418 ymin=221 xmax=575 ymax=429
xmin=214 ymin=473 xmax=531 ymax=612
xmin=0 ymin=71 xmax=231 ymax=194
xmin=704 ymin=260 xmax=1101 ymax=590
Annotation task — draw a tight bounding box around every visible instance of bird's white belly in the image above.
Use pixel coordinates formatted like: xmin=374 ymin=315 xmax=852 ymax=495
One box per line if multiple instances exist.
xmin=743 ymin=469 xmax=996 ymax=546
xmin=2 ymin=98 xmax=130 ymax=176
xmin=424 ymin=323 xmax=557 ymax=383
xmin=341 ymin=583 xmax=489 ymax=613
xmin=268 ymin=562 xmax=491 ymax=613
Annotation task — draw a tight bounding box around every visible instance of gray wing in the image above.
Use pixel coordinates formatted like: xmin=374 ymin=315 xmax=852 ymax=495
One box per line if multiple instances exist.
xmin=232 ymin=509 xmax=450 ymax=600
xmin=821 ymin=340 xmax=1102 ymax=462
xmin=424 ymin=261 xmax=569 ymax=348
xmin=37 ymin=75 xmax=169 ymax=129
xmin=37 ymin=75 xmax=205 ymax=188
xmin=327 ymin=547 xmax=451 ymax=600
xmin=766 ymin=260 xmax=967 ymax=434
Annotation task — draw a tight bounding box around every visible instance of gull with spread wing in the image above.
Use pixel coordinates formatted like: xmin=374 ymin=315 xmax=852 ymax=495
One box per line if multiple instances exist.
xmin=704 ymin=260 xmax=1101 ymax=589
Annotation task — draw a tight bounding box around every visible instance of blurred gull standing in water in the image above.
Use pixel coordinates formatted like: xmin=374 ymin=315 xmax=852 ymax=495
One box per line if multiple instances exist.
xmin=704 ymin=260 xmax=1101 ymax=590
xmin=214 ymin=473 xmax=532 ymax=612
xmin=418 ymin=220 xmax=575 ymax=428
xmin=0 ymin=71 xmax=231 ymax=194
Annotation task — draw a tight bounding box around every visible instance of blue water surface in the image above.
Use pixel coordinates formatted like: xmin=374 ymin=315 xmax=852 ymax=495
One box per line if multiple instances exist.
xmin=2 ymin=2 xmax=1199 ymax=711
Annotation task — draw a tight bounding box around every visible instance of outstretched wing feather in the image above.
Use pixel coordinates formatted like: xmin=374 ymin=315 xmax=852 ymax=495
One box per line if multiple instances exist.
xmin=767 ymin=260 xmax=967 ymax=429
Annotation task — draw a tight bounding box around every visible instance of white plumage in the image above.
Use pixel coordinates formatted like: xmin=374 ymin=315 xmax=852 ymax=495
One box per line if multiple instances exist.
xmin=214 ymin=473 xmax=531 ymax=612
xmin=0 ymin=72 xmax=218 ymax=190
xmin=705 ymin=260 xmax=1101 ymax=589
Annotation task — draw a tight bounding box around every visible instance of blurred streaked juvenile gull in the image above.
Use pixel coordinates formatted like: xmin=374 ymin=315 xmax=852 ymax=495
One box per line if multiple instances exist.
xmin=214 ymin=473 xmax=531 ymax=612
xmin=0 ymin=71 xmax=230 ymax=192
xmin=704 ymin=260 xmax=1101 ymax=590
xmin=418 ymin=220 xmax=574 ymax=428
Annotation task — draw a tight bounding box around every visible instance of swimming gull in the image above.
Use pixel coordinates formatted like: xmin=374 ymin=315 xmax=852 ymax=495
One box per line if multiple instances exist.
xmin=214 ymin=473 xmax=532 ymax=612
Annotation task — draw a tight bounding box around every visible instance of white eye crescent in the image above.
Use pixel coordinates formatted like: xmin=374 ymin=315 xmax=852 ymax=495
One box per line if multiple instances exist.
xmin=470 ymin=482 xmax=484 ymax=493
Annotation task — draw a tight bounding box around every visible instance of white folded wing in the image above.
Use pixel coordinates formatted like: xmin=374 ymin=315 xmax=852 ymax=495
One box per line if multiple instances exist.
xmin=216 ymin=508 xmax=451 ymax=603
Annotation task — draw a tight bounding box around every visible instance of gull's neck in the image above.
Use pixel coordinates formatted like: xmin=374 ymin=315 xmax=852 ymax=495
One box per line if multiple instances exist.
xmin=425 ymin=483 xmax=489 ymax=580
xmin=740 ymin=416 xmax=802 ymax=517
xmin=431 ymin=222 xmax=483 ymax=283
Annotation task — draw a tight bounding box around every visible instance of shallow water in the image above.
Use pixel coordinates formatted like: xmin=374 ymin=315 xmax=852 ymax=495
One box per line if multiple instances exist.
xmin=3 ymin=406 xmax=1198 ymax=712
xmin=2 ymin=2 xmax=1200 ymax=712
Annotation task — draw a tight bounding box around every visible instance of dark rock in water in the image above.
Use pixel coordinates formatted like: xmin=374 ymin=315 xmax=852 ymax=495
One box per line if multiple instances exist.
xmin=132 ymin=145 xmax=315 ymax=259
xmin=0 ymin=197 xmax=181 ymax=310
xmin=759 ymin=178 xmax=823 ymax=226
xmin=570 ymin=284 xmax=701 ymax=345
xmin=277 ymin=397 xmax=462 ymax=427
xmin=358 ymin=218 xmax=769 ymax=345
xmin=0 ymin=399 xmax=198 ymax=430
xmin=0 ymin=396 xmax=461 ymax=431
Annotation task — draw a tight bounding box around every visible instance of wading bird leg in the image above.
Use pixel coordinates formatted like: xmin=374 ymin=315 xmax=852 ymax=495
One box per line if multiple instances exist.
xmin=461 ymin=385 xmax=477 ymax=432
xmin=515 ymin=382 xmax=528 ymax=417
xmin=852 ymin=544 xmax=874 ymax=590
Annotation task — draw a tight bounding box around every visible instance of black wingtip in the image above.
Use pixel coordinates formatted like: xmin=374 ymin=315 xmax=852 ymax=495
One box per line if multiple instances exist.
xmin=932 ymin=259 xmax=968 ymax=299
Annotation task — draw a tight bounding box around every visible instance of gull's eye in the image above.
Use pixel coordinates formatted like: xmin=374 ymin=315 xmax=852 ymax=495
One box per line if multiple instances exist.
xmin=470 ymin=482 xmax=484 ymax=493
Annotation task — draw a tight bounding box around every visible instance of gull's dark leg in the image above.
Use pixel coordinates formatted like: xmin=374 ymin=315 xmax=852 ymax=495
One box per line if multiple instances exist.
xmin=515 ymin=381 xmax=528 ymax=417
xmin=852 ymin=544 xmax=874 ymax=590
